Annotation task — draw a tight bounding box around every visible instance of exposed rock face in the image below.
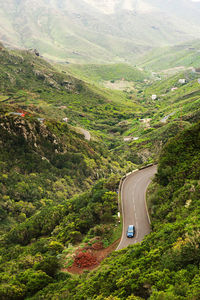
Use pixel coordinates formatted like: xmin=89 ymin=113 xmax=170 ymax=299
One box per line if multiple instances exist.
xmin=0 ymin=116 xmax=63 ymax=157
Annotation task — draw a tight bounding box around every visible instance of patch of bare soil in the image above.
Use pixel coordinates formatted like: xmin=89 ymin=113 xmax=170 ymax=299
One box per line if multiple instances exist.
xmin=62 ymin=239 xmax=120 ymax=275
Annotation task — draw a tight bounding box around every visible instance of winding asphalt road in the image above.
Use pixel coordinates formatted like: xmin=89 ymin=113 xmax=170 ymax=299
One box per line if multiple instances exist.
xmin=117 ymin=165 xmax=157 ymax=250
xmin=160 ymin=111 xmax=175 ymax=123
xmin=79 ymin=128 xmax=91 ymax=141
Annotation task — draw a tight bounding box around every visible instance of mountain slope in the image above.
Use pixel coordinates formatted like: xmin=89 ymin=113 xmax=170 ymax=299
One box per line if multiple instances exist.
xmin=139 ymin=39 xmax=200 ymax=71
xmin=0 ymin=29 xmax=200 ymax=299
xmin=0 ymin=44 xmax=143 ymax=139
xmin=0 ymin=114 xmax=112 ymax=221
xmin=112 ymin=67 xmax=200 ymax=166
xmin=0 ymin=111 xmax=125 ymax=299
xmin=65 ymin=63 xmax=148 ymax=83
xmin=30 ymin=121 xmax=200 ymax=300
xmin=1 ymin=0 xmax=200 ymax=62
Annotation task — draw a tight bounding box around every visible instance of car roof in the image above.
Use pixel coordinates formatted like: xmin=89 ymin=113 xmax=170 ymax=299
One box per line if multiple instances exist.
xmin=128 ymin=225 xmax=134 ymax=229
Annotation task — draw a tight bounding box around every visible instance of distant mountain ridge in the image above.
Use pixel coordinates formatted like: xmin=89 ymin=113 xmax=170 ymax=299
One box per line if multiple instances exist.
xmin=1 ymin=0 xmax=200 ymax=62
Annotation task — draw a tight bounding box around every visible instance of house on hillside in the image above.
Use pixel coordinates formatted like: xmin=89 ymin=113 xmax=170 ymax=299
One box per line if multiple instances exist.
xmin=37 ymin=118 xmax=45 ymax=123
xmin=178 ymin=79 xmax=186 ymax=84
xmin=123 ymin=137 xmax=132 ymax=142
xmin=63 ymin=117 xmax=68 ymax=123
xmin=123 ymin=136 xmax=139 ymax=142
xmin=151 ymin=94 xmax=157 ymax=100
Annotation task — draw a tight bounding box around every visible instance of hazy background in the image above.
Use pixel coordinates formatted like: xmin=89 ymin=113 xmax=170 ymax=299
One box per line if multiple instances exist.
xmin=1 ymin=0 xmax=200 ymax=63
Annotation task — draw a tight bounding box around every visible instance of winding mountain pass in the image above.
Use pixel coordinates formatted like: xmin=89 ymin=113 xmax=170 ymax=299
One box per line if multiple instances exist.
xmin=160 ymin=112 xmax=176 ymax=123
xmin=74 ymin=127 xmax=91 ymax=141
xmin=79 ymin=128 xmax=91 ymax=141
xmin=117 ymin=165 xmax=157 ymax=250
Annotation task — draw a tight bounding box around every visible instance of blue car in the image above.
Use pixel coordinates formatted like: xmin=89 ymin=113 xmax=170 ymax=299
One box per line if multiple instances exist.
xmin=127 ymin=225 xmax=135 ymax=238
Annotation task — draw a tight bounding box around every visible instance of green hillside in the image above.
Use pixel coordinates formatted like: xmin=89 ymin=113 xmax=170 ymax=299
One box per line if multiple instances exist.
xmin=1 ymin=44 xmax=199 ymax=163
xmin=0 ymin=40 xmax=200 ymax=300
xmin=139 ymin=40 xmax=200 ymax=71
xmin=63 ymin=63 xmax=148 ymax=83
xmin=0 ymin=112 xmax=122 ymax=228
xmin=0 ymin=45 xmax=143 ymax=141
xmin=114 ymin=68 xmax=200 ymax=165
xmin=2 ymin=43 xmax=199 ymax=163
xmin=31 ymin=121 xmax=200 ymax=300
xmin=1 ymin=0 xmax=200 ymax=63
xmin=0 ymin=112 xmax=128 ymax=299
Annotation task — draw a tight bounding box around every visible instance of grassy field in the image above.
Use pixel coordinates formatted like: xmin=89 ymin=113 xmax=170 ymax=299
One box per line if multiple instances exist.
xmin=60 ymin=63 xmax=149 ymax=83
xmin=139 ymin=39 xmax=200 ymax=71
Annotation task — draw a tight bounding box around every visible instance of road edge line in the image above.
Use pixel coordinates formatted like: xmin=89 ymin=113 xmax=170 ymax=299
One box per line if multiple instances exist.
xmin=144 ymin=165 xmax=157 ymax=225
xmin=144 ymin=179 xmax=152 ymax=225
xmin=116 ymin=169 xmax=138 ymax=251
xmin=116 ymin=164 xmax=157 ymax=251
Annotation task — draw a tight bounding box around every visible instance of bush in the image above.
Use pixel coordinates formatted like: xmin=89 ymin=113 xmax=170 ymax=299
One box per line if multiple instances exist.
xmin=34 ymin=256 xmax=60 ymax=277
xmin=17 ymin=269 xmax=52 ymax=296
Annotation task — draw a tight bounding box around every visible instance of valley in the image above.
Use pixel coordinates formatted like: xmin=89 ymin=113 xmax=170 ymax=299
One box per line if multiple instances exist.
xmin=0 ymin=1 xmax=200 ymax=298
xmin=1 ymin=0 xmax=200 ymax=63
xmin=0 ymin=40 xmax=200 ymax=299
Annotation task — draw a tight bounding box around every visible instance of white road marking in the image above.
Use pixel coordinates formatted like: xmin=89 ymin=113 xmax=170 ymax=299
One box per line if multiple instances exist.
xmin=116 ymin=166 xmax=157 ymax=250
xmin=132 ymin=194 xmax=139 ymax=240
xmin=116 ymin=175 xmax=128 ymax=250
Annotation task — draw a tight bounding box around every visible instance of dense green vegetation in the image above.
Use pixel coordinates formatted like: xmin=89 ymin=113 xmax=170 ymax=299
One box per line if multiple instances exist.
xmin=0 ymin=112 xmax=126 ymax=230
xmin=0 ymin=42 xmax=200 ymax=300
xmin=0 ymin=176 xmax=121 ymax=299
xmin=65 ymin=63 xmax=148 ymax=83
xmin=0 ymin=112 xmax=125 ymax=299
xmin=117 ymin=68 xmax=200 ymax=165
xmin=29 ymin=122 xmax=200 ymax=300
xmin=0 ymin=45 xmax=143 ymax=141
xmin=1 ymin=44 xmax=199 ymax=159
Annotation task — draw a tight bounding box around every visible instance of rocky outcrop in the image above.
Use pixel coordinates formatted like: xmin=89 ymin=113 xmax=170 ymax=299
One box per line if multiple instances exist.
xmin=0 ymin=116 xmax=64 ymax=158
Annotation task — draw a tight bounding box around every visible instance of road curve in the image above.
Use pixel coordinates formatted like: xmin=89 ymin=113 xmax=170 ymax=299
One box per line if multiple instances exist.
xmin=79 ymin=128 xmax=91 ymax=141
xmin=117 ymin=165 xmax=157 ymax=250
xmin=160 ymin=112 xmax=175 ymax=123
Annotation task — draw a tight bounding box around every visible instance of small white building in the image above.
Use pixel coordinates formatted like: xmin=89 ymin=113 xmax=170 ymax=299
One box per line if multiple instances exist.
xmin=151 ymin=94 xmax=157 ymax=100
xmin=178 ymin=79 xmax=186 ymax=84
xmin=198 ymin=79 xmax=200 ymax=84
xmin=37 ymin=118 xmax=45 ymax=123
xmin=123 ymin=137 xmax=132 ymax=142
xmin=63 ymin=117 xmax=68 ymax=123
xmin=123 ymin=136 xmax=139 ymax=142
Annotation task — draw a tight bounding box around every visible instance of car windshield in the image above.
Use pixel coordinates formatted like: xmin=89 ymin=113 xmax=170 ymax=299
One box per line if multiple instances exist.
xmin=128 ymin=227 xmax=133 ymax=232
